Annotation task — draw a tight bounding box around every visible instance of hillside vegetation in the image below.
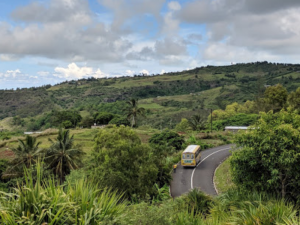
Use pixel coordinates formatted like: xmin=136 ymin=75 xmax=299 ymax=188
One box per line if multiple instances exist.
xmin=1 ymin=62 xmax=300 ymax=120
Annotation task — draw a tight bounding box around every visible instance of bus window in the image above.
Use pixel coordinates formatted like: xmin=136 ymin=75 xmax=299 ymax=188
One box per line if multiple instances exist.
xmin=191 ymin=154 xmax=194 ymax=159
xmin=186 ymin=154 xmax=190 ymax=158
xmin=182 ymin=154 xmax=185 ymax=159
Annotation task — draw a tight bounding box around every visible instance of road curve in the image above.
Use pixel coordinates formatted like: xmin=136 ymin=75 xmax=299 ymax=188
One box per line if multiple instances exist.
xmin=170 ymin=144 xmax=235 ymax=198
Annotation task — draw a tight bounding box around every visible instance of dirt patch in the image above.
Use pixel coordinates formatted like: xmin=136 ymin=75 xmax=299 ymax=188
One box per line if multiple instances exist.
xmin=0 ymin=149 xmax=15 ymax=160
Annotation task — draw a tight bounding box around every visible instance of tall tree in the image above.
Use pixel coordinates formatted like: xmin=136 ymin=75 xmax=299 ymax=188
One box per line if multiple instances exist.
xmin=3 ymin=135 xmax=41 ymax=178
xmin=45 ymin=129 xmax=85 ymax=183
xmin=288 ymin=87 xmax=300 ymax=111
xmin=89 ymin=126 xmax=158 ymax=200
xmin=264 ymin=84 xmax=288 ymax=112
xmin=230 ymin=110 xmax=300 ymax=199
xmin=126 ymin=98 xmax=146 ymax=127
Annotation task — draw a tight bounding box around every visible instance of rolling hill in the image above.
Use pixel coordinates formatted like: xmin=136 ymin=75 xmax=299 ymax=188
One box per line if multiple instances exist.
xmin=1 ymin=61 xmax=300 ymax=130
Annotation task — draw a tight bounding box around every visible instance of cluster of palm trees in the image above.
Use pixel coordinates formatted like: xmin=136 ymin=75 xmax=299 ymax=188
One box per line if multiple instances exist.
xmin=2 ymin=129 xmax=85 ymax=183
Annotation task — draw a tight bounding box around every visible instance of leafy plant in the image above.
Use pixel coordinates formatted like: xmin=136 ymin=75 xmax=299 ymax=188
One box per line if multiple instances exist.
xmin=231 ymin=110 xmax=300 ymax=199
xmin=149 ymin=130 xmax=185 ymax=150
xmin=44 ymin=129 xmax=85 ymax=183
xmin=2 ymin=136 xmax=42 ymax=179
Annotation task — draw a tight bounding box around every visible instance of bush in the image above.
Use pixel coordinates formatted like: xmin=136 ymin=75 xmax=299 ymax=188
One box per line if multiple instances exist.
xmin=231 ymin=110 xmax=300 ymax=199
xmin=0 ymin=165 xmax=127 ymax=224
xmin=109 ymin=116 xmax=130 ymax=126
xmin=80 ymin=116 xmax=94 ymax=128
xmin=149 ymin=130 xmax=185 ymax=150
xmin=178 ymin=189 xmax=213 ymax=215
xmin=89 ymin=126 xmax=159 ymax=200
xmin=175 ymin=118 xmax=192 ymax=132
xmin=94 ymin=112 xmax=116 ymax=124
xmin=212 ymin=113 xmax=258 ymax=130
xmin=61 ymin=120 xmax=73 ymax=129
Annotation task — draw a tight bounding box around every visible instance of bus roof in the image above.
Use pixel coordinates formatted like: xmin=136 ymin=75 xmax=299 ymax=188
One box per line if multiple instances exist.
xmin=183 ymin=145 xmax=200 ymax=154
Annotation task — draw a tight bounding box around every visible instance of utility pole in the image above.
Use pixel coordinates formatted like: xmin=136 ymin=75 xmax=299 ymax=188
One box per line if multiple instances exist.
xmin=210 ymin=108 xmax=212 ymax=133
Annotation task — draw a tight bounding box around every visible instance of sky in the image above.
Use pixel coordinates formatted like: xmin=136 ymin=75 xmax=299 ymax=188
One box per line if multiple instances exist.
xmin=1 ymin=0 xmax=300 ymax=89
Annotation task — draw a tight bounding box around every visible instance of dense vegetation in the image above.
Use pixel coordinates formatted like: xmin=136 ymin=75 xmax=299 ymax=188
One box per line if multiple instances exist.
xmin=1 ymin=61 xmax=300 ymax=132
xmin=1 ymin=62 xmax=300 ymax=223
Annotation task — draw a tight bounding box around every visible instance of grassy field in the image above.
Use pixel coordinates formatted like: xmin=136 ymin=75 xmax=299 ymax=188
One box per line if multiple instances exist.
xmin=0 ymin=129 xmax=98 ymax=160
xmin=0 ymin=126 xmax=234 ymax=161
xmin=214 ymin=157 xmax=235 ymax=193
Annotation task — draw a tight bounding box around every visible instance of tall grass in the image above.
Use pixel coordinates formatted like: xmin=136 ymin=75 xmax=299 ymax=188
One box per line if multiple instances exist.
xmin=0 ymin=163 xmax=127 ymax=224
xmin=121 ymin=189 xmax=300 ymax=225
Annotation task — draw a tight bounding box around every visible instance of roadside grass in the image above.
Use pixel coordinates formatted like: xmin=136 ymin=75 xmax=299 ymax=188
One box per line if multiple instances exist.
xmin=0 ymin=127 xmax=159 ymax=161
xmin=214 ymin=157 xmax=235 ymax=194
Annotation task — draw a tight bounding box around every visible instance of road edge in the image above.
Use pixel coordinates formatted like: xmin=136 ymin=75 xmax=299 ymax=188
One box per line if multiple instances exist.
xmin=213 ymin=156 xmax=230 ymax=195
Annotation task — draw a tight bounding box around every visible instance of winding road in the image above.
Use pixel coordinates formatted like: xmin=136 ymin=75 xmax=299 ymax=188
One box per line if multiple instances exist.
xmin=170 ymin=144 xmax=235 ymax=197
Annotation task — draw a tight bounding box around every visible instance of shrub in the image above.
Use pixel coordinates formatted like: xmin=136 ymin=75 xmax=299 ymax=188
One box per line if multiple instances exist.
xmin=212 ymin=113 xmax=258 ymax=130
xmin=89 ymin=126 xmax=159 ymax=200
xmin=149 ymin=130 xmax=185 ymax=150
xmin=109 ymin=116 xmax=130 ymax=126
xmin=0 ymin=164 xmax=127 ymax=224
xmin=94 ymin=112 xmax=116 ymax=124
xmin=61 ymin=120 xmax=73 ymax=129
xmin=231 ymin=110 xmax=300 ymax=199
xmin=175 ymin=118 xmax=192 ymax=132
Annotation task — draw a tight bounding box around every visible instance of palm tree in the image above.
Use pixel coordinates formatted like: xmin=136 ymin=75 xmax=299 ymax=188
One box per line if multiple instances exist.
xmin=3 ymin=135 xmax=42 ymax=178
xmin=126 ymin=98 xmax=146 ymax=128
xmin=188 ymin=114 xmax=207 ymax=131
xmin=45 ymin=129 xmax=85 ymax=183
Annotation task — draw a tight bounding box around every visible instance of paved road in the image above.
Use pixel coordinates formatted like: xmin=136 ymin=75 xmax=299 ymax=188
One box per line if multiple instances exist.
xmin=170 ymin=144 xmax=235 ymax=197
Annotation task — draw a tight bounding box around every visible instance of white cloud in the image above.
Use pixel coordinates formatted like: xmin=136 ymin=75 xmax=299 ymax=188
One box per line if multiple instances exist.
xmin=203 ymin=42 xmax=280 ymax=63
xmin=125 ymin=70 xmax=135 ymax=76
xmin=54 ymin=63 xmax=108 ymax=79
xmin=162 ymin=2 xmax=181 ymax=35
xmin=37 ymin=71 xmax=50 ymax=76
xmin=6 ymin=69 xmax=21 ymax=78
xmin=178 ymin=0 xmax=300 ymax=62
xmin=168 ymin=1 xmax=181 ymax=11
xmin=139 ymin=69 xmax=149 ymax=75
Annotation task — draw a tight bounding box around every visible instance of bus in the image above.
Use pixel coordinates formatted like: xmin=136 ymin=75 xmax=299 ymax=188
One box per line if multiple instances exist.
xmin=181 ymin=145 xmax=201 ymax=167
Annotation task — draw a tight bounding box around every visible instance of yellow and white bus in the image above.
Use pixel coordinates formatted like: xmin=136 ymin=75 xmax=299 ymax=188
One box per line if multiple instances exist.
xmin=181 ymin=145 xmax=201 ymax=167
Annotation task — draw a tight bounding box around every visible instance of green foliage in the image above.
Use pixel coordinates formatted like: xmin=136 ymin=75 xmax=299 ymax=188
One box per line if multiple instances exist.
xmin=188 ymin=114 xmax=207 ymax=131
xmin=149 ymin=129 xmax=185 ymax=150
xmin=184 ymin=135 xmax=213 ymax=150
xmin=0 ymin=131 xmax=22 ymax=141
xmin=288 ymin=87 xmax=300 ymax=111
xmin=44 ymin=129 xmax=85 ymax=183
xmin=61 ymin=120 xmax=73 ymax=128
xmin=212 ymin=113 xmax=259 ymax=130
xmin=108 ymin=116 xmax=130 ymax=126
xmin=11 ymin=116 xmax=25 ymax=127
xmin=264 ymin=84 xmax=288 ymax=111
xmin=89 ymin=126 xmax=159 ymax=200
xmin=0 ymin=164 xmax=127 ymax=224
xmin=2 ymin=136 xmax=42 ymax=178
xmin=210 ymin=101 xmax=256 ymax=121
xmin=178 ymin=189 xmax=213 ymax=215
xmin=79 ymin=116 xmax=94 ymax=128
xmin=175 ymin=118 xmax=192 ymax=132
xmin=126 ymin=98 xmax=146 ymax=127
xmin=231 ymin=110 xmax=300 ymax=199
xmin=95 ymin=101 xmax=128 ymax=115
xmin=0 ymin=159 xmax=8 ymax=191
xmin=94 ymin=112 xmax=116 ymax=124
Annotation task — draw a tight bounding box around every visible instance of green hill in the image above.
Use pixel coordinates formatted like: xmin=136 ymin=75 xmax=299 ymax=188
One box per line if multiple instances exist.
xmin=1 ymin=61 xmax=300 ymax=130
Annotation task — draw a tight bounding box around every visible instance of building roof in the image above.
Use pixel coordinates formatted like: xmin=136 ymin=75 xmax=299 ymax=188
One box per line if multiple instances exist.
xmin=183 ymin=145 xmax=200 ymax=154
xmin=225 ymin=126 xmax=248 ymax=130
